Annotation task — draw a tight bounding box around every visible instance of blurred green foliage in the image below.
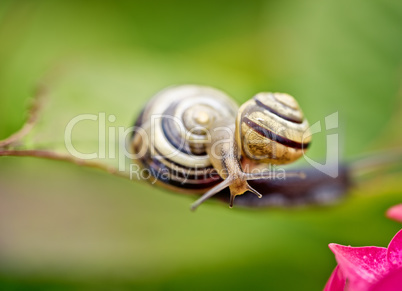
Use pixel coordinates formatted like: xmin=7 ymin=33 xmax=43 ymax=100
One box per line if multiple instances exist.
xmin=0 ymin=0 xmax=402 ymax=290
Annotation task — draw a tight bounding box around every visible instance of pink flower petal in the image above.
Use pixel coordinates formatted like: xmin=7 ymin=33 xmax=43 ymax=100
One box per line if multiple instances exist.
xmin=387 ymin=229 xmax=402 ymax=269
xmin=329 ymin=244 xmax=389 ymax=291
xmin=323 ymin=265 xmax=345 ymax=291
xmin=369 ymin=267 xmax=402 ymax=291
xmin=386 ymin=204 xmax=402 ymax=223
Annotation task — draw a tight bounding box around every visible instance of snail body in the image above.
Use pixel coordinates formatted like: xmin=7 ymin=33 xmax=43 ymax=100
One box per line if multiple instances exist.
xmin=131 ymin=85 xmax=311 ymax=209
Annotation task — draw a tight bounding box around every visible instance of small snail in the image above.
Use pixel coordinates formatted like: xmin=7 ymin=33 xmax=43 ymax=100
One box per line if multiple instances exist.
xmin=131 ymin=85 xmax=311 ymax=210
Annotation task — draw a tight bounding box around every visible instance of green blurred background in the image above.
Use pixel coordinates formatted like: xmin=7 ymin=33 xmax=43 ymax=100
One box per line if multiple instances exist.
xmin=0 ymin=0 xmax=402 ymax=290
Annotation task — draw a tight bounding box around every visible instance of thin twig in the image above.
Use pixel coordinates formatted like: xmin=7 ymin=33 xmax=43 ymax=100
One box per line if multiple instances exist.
xmin=0 ymin=149 xmax=132 ymax=180
xmin=0 ymin=84 xmax=46 ymax=148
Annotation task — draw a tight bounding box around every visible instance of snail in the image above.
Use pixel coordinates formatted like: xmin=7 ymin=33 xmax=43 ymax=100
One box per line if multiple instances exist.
xmin=131 ymin=85 xmax=311 ymax=210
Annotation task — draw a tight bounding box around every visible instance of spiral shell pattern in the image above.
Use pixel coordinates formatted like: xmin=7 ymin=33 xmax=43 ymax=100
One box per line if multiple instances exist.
xmin=236 ymin=92 xmax=311 ymax=165
xmin=131 ymin=85 xmax=238 ymax=192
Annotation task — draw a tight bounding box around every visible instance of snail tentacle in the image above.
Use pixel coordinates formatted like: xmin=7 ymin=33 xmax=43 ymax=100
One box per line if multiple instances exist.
xmin=190 ymin=177 xmax=233 ymax=211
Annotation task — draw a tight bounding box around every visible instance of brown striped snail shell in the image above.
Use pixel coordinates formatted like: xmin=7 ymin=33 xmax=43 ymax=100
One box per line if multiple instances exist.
xmin=131 ymin=85 xmax=311 ymax=209
xmin=131 ymin=85 xmax=237 ymax=192
xmin=237 ymin=92 xmax=311 ymax=167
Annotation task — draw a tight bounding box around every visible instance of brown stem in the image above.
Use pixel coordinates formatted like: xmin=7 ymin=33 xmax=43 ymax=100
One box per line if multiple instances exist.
xmin=0 ymin=149 xmax=131 ymax=180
